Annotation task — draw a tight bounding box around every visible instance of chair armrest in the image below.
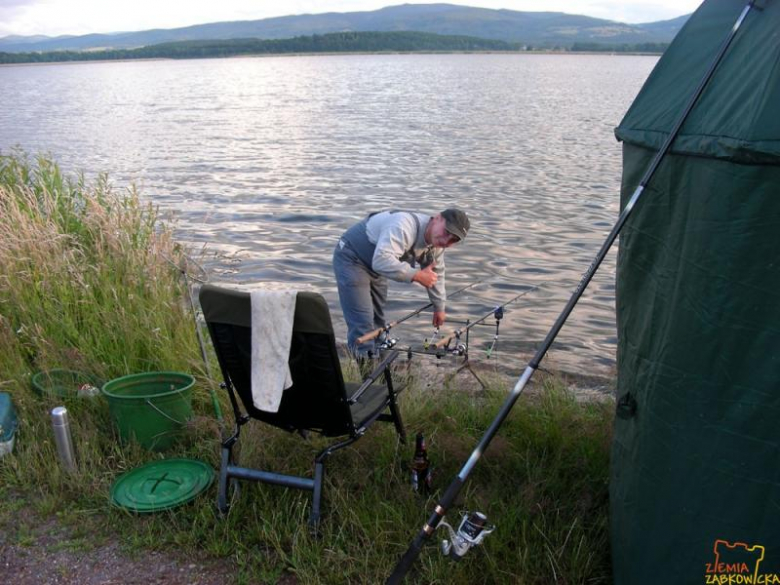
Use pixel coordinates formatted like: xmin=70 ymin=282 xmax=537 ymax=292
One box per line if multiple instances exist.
xmin=347 ymin=350 xmax=400 ymax=405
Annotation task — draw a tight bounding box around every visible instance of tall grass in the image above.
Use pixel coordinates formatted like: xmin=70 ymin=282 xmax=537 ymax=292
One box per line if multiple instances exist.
xmin=0 ymin=151 xmax=200 ymax=380
xmin=0 ymin=152 xmax=614 ymax=584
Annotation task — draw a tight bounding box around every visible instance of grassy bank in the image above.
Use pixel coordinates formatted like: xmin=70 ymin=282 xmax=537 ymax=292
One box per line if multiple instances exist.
xmin=0 ymin=153 xmax=614 ymax=584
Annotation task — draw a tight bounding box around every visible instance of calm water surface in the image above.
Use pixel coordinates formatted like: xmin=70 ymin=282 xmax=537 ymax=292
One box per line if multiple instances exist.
xmin=0 ymin=54 xmax=658 ymax=377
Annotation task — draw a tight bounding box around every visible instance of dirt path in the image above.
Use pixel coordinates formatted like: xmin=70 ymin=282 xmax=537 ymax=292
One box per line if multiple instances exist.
xmin=0 ymin=499 xmax=238 ymax=585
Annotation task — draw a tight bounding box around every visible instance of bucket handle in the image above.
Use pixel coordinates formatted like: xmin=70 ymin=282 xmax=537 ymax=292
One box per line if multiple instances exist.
xmin=145 ymin=398 xmax=186 ymax=425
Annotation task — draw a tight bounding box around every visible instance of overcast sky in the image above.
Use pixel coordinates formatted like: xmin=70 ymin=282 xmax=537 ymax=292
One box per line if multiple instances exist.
xmin=0 ymin=0 xmax=704 ymax=38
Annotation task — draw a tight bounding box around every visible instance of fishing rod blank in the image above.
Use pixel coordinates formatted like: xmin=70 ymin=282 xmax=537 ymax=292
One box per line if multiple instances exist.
xmin=180 ymin=260 xmax=224 ymax=421
xmin=164 ymin=250 xmax=223 ymax=421
xmin=356 ymin=279 xmax=484 ymax=345
xmin=386 ymin=2 xmax=760 ymax=582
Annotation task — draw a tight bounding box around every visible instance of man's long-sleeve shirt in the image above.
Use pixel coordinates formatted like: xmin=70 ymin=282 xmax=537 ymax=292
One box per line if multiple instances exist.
xmin=365 ymin=211 xmax=446 ymax=312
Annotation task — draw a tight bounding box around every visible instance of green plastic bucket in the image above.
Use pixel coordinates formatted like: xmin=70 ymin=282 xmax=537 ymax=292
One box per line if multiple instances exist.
xmin=101 ymin=372 xmax=194 ymax=452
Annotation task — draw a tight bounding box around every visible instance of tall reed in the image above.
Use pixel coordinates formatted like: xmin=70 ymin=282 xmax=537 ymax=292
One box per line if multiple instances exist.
xmin=0 ymin=152 xmax=201 ymax=380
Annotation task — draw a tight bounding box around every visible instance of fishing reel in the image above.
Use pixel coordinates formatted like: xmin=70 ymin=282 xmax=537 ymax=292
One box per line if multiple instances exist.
xmin=449 ymin=342 xmax=467 ymax=356
xmin=439 ymin=511 xmax=495 ymax=561
xmin=451 ymin=330 xmax=468 ymax=356
xmin=377 ymin=333 xmax=398 ymax=351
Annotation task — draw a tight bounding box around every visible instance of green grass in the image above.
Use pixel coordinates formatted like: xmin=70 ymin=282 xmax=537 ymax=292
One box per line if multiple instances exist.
xmin=0 ymin=152 xmax=614 ymax=584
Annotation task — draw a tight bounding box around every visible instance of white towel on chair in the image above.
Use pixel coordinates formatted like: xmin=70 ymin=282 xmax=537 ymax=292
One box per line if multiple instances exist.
xmin=250 ymin=290 xmax=297 ymax=413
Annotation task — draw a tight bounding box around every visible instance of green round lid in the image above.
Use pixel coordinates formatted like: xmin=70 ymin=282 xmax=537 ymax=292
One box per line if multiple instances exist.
xmin=110 ymin=459 xmax=214 ymax=513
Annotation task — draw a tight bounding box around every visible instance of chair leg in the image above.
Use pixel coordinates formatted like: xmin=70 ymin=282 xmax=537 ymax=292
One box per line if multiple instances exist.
xmin=387 ymin=395 xmax=406 ymax=444
xmin=307 ymin=435 xmax=360 ymax=529
xmin=385 ymin=370 xmax=406 ymax=444
xmin=217 ymin=445 xmax=233 ymax=516
xmin=309 ymin=461 xmax=325 ymax=530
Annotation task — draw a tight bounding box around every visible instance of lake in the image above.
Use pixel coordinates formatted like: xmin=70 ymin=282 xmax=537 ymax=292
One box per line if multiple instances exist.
xmin=0 ymin=53 xmax=658 ymax=377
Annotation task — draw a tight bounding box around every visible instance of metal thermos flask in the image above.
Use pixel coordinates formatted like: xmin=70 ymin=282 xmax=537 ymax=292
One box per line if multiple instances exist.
xmin=51 ymin=406 xmax=76 ymax=472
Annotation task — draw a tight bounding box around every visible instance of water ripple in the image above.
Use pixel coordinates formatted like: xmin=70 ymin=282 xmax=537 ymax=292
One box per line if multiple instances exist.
xmin=0 ymin=53 xmax=657 ymax=377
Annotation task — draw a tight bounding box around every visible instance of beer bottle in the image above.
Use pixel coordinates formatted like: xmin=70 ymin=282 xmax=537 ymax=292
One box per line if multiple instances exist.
xmin=411 ymin=432 xmax=432 ymax=493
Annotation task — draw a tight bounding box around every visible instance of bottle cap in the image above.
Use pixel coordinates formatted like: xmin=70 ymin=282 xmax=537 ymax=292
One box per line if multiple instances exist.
xmin=51 ymin=406 xmax=69 ymax=426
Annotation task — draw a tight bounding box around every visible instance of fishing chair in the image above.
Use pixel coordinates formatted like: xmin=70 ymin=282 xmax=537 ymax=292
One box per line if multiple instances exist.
xmin=199 ymin=284 xmax=406 ymax=528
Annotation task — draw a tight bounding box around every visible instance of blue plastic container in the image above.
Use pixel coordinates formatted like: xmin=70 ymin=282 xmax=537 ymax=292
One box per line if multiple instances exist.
xmin=0 ymin=393 xmax=18 ymax=457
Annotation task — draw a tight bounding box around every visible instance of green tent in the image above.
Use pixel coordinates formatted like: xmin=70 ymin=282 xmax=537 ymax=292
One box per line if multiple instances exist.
xmin=611 ymin=0 xmax=780 ymax=583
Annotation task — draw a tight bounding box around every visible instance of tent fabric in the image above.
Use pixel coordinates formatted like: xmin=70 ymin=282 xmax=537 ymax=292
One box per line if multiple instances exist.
xmin=611 ymin=0 xmax=780 ymax=583
xmin=616 ymin=0 xmax=780 ymax=165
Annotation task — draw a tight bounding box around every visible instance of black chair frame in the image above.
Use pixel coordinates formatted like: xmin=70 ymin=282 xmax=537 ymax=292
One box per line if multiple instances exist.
xmin=217 ymin=350 xmax=405 ymax=526
xmin=199 ymin=285 xmax=406 ymax=528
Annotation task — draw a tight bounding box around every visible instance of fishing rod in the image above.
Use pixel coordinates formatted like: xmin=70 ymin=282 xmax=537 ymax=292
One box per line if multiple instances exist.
xmin=386 ymin=2 xmax=760 ymax=581
xmin=355 ymin=279 xmax=484 ymax=346
xmin=165 ymin=251 xmax=224 ymax=421
xmin=432 ymin=286 xmax=540 ymax=351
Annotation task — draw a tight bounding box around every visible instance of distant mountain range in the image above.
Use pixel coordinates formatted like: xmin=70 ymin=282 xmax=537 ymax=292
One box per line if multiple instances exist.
xmin=0 ymin=3 xmax=691 ymax=53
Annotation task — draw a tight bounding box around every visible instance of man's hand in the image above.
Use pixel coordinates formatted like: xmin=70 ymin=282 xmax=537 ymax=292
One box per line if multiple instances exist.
xmin=433 ymin=310 xmax=446 ymax=328
xmin=412 ymin=263 xmax=438 ymax=288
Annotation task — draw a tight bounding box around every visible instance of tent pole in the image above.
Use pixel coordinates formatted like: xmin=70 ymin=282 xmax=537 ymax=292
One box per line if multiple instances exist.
xmin=386 ymin=2 xmax=760 ymax=582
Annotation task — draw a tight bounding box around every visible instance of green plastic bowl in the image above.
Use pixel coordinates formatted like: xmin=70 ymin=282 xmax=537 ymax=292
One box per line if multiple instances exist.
xmin=31 ymin=369 xmax=102 ymax=398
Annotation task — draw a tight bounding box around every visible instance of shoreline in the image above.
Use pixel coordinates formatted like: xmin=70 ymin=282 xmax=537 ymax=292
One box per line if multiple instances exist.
xmin=0 ymin=49 xmax=662 ymax=67
xmin=335 ymin=345 xmax=616 ymax=400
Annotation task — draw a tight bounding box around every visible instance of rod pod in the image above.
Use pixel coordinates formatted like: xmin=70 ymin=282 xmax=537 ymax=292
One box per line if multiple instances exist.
xmin=433 ymin=285 xmax=539 ymax=350
xmin=386 ymin=2 xmax=761 ymax=582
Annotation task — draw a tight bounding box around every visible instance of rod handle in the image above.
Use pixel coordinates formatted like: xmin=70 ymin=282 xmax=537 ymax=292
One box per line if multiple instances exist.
xmin=356 ymin=327 xmax=384 ymax=345
xmin=387 ymin=477 xmax=464 ymax=583
xmin=386 ymin=532 xmax=427 ymax=585
xmin=433 ymin=332 xmax=456 ymax=349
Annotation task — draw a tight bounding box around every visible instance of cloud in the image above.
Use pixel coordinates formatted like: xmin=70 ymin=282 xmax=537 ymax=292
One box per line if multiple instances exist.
xmin=583 ymin=0 xmax=701 ymax=23
xmin=0 ymin=0 xmax=56 ymax=37
xmin=0 ymin=0 xmax=703 ymax=38
xmin=0 ymin=0 xmax=38 ymax=7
